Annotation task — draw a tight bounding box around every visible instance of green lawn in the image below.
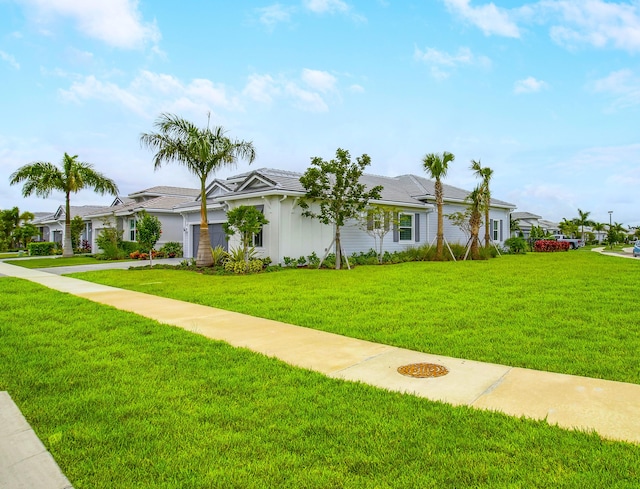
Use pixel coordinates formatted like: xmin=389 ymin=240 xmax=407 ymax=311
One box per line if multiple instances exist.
xmin=5 ymin=255 xmax=133 ymax=268
xmin=69 ymin=251 xmax=640 ymax=384
xmin=1 ymin=277 xmax=638 ymax=488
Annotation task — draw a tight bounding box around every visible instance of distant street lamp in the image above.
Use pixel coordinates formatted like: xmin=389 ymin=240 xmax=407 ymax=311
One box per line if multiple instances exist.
xmin=608 ymin=210 xmax=613 ymax=248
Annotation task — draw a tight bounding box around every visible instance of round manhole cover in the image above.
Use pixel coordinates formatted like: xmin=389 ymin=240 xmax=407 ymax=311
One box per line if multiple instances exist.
xmin=397 ymin=363 xmax=449 ymax=378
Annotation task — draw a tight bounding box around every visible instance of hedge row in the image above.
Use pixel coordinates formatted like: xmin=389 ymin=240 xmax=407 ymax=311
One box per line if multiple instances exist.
xmin=28 ymin=242 xmax=56 ymax=256
xmin=534 ymin=240 xmax=570 ymax=252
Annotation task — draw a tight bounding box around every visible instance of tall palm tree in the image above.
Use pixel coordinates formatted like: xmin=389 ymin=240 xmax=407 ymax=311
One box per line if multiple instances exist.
xmin=575 ymin=208 xmax=594 ymax=241
xmin=591 ymin=222 xmax=606 ymax=244
xmin=140 ymin=113 xmax=256 ymax=267
xmin=10 ymin=153 xmax=119 ymax=257
xmin=470 ymin=159 xmax=493 ymax=246
xmin=422 ymin=151 xmax=455 ymax=260
xmin=509 ymin=214 xmax=522 ymax=237
xmin=467 ymin=184 xmax=485 ymax=260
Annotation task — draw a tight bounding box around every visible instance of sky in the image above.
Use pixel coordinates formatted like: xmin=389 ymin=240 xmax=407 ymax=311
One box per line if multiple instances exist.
xmin=1 ymin=0 xmax=639 ymax=227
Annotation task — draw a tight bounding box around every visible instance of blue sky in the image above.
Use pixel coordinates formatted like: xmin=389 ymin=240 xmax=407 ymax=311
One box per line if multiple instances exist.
xmin=1 ymin=0 xmax=639 ymax=227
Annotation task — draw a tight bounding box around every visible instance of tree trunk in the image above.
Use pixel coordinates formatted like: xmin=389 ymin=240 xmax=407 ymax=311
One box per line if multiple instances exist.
xmin=335 ymin=227 xmax=342 ymax=270
xmin=484 ymin=207 xmax=490 ymax=247
xmin=196 ymin=225 xmax=213 ymax=267
xmin=196 ymin=178 xmax=214 ymax=267
xmin=436 ymin=180 xmax=444 ymax=260
xmin=470 ymin=211 xmax=481 ymax=260
xmin=62 ymin=193 xmax=73 ymax=257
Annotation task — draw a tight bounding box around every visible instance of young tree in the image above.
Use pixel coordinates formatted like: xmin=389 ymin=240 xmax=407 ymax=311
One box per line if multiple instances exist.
xmin=140 ymin=113 xmax=256 ymax=267
xmin=223 ymin=205 xmax=269 ymax=266
xmin=299 ymin=148 xmax=383 ymax=270
xmin=466 ymin=185 xmax=485 ymax=260
xmin=9 ymin=153 xmax=119 ymax=257
xmin=70 ymin=215 xmax=85 ymax=251
xmin=136 ymin=210 xmax=162 ymax=266
xmin=470 ymin=159 xmax=493 ymax=247
xmin=447 ymin=209 xmax=472 ymax=242
xmin=422 ymin=151 xmax=455 ymax=260
xmin=359 ymin=205 xmax=400 ymax=264
xmin=558 ymin=218 xmax=578 ymax=237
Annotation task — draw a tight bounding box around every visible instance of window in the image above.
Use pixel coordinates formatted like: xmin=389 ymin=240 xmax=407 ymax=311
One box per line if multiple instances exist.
xmin=491 ymin=219 xmax=502 ymax=242
xmin=366 ymin=209 xmax=391 ymax=232
xmin=399 ymin=213 xmax=413 ymax=241
xmin=253 ymin=229 xmax=263 ymax=247
xmin=129 ymin=218 xmax=136 ymax=241
xmin=253 ymin=205 xmax=265 ymax=247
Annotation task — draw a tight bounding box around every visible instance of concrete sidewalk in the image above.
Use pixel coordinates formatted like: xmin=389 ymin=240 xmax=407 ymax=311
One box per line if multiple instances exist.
xmin=0 ymin=392 xmax=73 ymax=489
xmin=1 ymin=259 xmax=638 ymax=485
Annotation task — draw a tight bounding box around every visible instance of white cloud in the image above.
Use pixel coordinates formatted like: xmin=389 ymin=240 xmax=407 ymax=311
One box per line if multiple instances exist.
xmin=414 ymin=46 xmax=491 ymax=79
xmin=60 ymin=71 xmax=240 ymax=118
xmin=16 ymin=0 xmax=160 ymax=49
xmin=592 ymin=69 xmax=640 ymax=109
xmin=243 ymin=74 xmax=280 ymax=104
xmin=256 ymin=4 xmax=294 ymax=28
xmin=285 ymin=82 xmax=329 ymax=112
xmin=303 ymin=0 xmax=349 ymax=14
xmin=443 ymin=0 xmax=521 ymax=37
xmin=541 ymin=0 xmax=640 ymax=52
xmin=301 ymin=68 xmax=337 ymax=92
xmin=514 ymin=76 xmax=549 ymax=94
xmin=0 ymin=50 xmax=20 ymax=69
xmin=59 ymin=68 xmax=341 ymax=117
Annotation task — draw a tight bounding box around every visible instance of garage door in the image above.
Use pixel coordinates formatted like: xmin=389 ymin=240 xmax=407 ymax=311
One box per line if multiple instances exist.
xmin=192 ymin=223 xmax=228 ymax=257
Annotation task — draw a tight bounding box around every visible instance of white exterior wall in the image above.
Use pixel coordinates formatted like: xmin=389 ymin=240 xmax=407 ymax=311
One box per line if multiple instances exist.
xmin=424 ymin=203 xmax=511 ymax=246
xmin=340 ymin=210 xmax=432 ymax=255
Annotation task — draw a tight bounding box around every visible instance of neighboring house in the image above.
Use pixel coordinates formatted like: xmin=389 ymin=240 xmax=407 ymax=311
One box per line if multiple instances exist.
xmin=32 ymin=205 xmax=110 ymax=246
xmin=177 ymin=168 xmax=515 ymax=263
xmin=511 ymin=212 xmax=559 ymax=238
xmin=85 ymin=186 xmax=199 ymax=252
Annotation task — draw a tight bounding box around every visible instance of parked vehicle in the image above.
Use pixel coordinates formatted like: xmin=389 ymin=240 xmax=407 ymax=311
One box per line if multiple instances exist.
xmin=633 ymin=240 xmax=640 ymax=257
xmin=552 ymin=234 xmax=584 ymax=249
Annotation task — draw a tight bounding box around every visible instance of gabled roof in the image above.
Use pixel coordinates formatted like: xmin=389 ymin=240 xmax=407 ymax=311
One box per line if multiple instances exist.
xmin=127 ymin=186 xmax=200 ymax=199
xmin=511 ymin=211 xmax=542 ymax=220
xmin=86 ymin=195 xmax=195 ymax=218
xmin=215 ymin=168 xmax=515 ymax=209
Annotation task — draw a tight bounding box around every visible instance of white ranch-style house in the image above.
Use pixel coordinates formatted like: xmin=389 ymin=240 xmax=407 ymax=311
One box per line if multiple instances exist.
xmin=177 ymin=168 xmax=515 ymax=262
xmin=32 ymin=168 xmax=515 ymax=260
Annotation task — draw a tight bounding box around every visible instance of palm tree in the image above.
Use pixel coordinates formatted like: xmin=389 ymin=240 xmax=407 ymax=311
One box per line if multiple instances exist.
xmin=591 ymin=222 xmax=606 ymax=244
xmin=509 ymin=214 xmax=522 ymax=237
xmin=470 ymin=159 xmax=493 ymax=246
xmin=575 ymin=208 xmax=594 ymax=241
xmin=558 ymin=217 xmax=578 ymax=237
xmin=10 ymin=153 xmax=119 ymax=257
xmin=467 ymin=184 xmax=485 ymax=260
xmin=422 ymin=151 xmax=455 ymax=260
xmin=140 ymin=113 xmax=256 ymax=267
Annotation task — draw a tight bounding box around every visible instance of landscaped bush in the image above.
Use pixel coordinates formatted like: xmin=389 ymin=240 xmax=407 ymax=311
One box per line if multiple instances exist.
xmin=534 ymin=240 xmax=570 ymax=252
xmin=28 ymin=241 xmax=56 ymax=256
xmin=160 ymin=241 xmax=183 ymax=258
xmin=504 ymin=237 xmax=526 ymax=254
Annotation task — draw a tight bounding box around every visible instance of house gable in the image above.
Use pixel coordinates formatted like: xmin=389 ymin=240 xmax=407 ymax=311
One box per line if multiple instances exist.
xmin=236 ymin=173 xmax=279 ymax=193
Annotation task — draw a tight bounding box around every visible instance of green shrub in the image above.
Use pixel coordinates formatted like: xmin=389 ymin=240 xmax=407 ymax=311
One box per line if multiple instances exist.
xmin=161 ymin=241 xmax=183 ymax=258
xmin=96 ymin=227 xmax=127 ymax=260
xmin=28 ymin=241 xmax=56 ymax=256
xmin=504 ymin=237 xmax=527 ymax=254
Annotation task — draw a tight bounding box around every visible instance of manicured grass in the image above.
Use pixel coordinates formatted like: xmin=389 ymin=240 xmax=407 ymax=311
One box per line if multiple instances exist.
xmin=0 ymin=252 xmax=24 ymax=259
xmin=69 ymin=252 xmax=640 ymax=384
xmin=1 ymin=278 xmax=638 ymax=488
xmin=5 ymin=255 xmax=132 ymax=268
